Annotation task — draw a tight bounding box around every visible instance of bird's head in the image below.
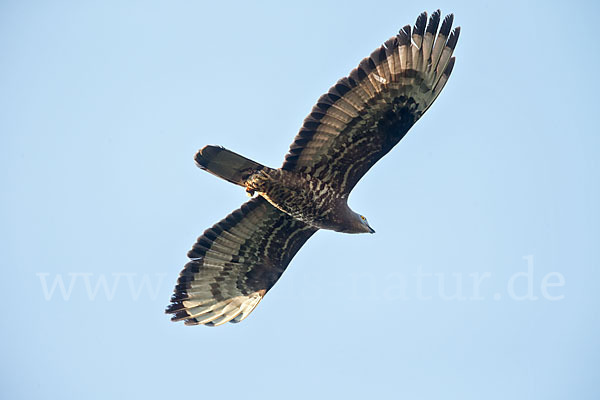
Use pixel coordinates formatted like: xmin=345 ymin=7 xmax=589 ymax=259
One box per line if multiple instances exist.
xmin=352 ymin=212 xmax=375 ymax=234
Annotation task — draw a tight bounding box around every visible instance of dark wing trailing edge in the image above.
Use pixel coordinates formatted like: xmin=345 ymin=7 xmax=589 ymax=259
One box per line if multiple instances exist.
xmin=282 ymin=10 xmax=460 ymax=194
xmin=166 ymin=197 xmax=318 ymax=326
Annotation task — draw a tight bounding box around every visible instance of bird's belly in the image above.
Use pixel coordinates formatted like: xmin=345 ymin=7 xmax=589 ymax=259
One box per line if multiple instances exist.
xmin=246 ymin=170 xmax=340 ymax=229
xmin=259 ymin=192 xmax=334 ymax=229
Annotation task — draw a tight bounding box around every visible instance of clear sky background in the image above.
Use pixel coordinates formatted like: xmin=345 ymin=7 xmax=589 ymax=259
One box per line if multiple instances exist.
xmin=2 ymin=0 xmax=599 ymax=399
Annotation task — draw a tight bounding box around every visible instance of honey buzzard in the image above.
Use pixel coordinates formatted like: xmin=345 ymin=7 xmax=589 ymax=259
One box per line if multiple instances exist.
xmin=166 ymin=10 xmax=460 ymax=326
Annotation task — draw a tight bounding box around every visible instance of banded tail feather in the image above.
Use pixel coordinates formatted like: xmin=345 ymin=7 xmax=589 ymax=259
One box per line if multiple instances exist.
xmin=195 ymin=145 xmax=266 ymax=187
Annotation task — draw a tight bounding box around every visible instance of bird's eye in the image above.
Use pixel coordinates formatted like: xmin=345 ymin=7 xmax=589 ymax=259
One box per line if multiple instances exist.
xmin=361 ymin=215 xmax=365 ymax=221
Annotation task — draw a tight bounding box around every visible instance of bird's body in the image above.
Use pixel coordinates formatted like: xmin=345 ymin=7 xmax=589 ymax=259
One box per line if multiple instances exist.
xmin=245 ymin=168 xmax=351 ymax=232
xmin=167 ymin=10 xmax=460 ymax=326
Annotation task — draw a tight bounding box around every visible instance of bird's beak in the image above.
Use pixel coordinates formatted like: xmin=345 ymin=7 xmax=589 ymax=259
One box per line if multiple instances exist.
xmin=368 ymin=226 xmax=375 ymax=234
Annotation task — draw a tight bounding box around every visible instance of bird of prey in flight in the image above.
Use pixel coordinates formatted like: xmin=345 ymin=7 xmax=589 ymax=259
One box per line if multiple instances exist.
xmin=166 ymin=10 xmax=460 ymax=326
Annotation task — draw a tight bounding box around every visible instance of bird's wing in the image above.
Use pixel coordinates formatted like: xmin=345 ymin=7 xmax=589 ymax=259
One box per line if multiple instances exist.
xmin=282 ymin=10 xmax=459 ymax=194
xmin=166 ymin=196 xmax=318 ymax=326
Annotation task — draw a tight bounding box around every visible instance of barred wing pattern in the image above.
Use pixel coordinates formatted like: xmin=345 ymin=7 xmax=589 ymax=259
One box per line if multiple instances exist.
xmin=282 ymin=10 xmax=459 ymax=194
xmin=166 ymin=197 xmax=318 ymax=326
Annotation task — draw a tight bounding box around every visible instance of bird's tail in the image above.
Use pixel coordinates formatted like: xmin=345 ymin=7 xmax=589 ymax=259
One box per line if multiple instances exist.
xmin=194 ymin=145 xmax=265 ymax=187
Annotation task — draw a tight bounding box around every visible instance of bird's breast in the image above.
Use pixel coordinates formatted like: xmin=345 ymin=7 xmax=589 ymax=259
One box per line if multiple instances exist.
xmin=246 ymin=169 xmax=345 ymax=230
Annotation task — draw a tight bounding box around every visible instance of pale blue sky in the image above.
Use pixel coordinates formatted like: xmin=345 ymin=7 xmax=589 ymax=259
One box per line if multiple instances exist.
xmin=2 ymin=1 xmax=599 ymax=399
